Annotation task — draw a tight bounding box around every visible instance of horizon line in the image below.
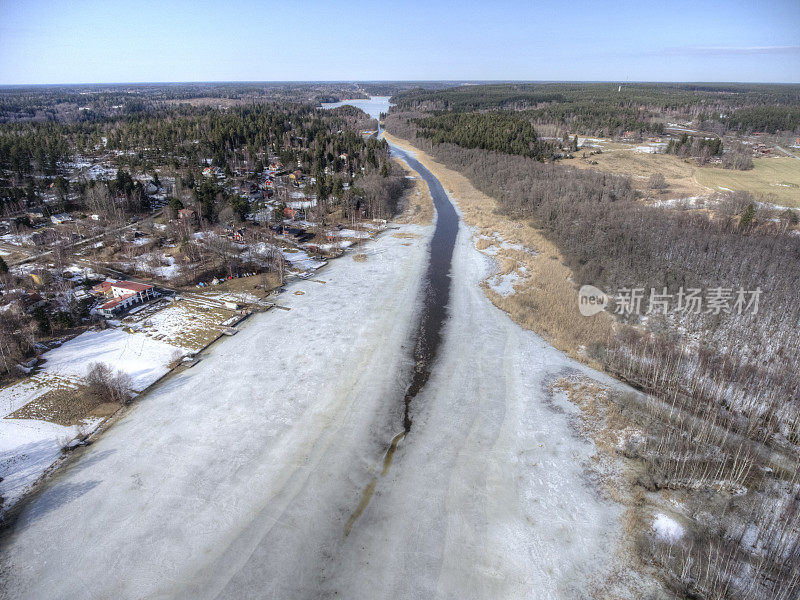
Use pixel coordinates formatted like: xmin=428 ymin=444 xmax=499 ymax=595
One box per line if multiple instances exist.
xmin=2 ymin=79 xmax=800 ymax=88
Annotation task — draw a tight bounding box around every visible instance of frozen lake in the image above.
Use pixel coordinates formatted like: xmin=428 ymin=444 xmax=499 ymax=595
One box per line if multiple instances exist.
xmin=320 ymin=96 xmax=392 ymax=120
xmin=0 ymin=145 xmax=624 ymax=599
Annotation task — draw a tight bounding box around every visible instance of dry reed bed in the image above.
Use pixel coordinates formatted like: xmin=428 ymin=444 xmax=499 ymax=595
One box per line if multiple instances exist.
xmin=386 ymin=131 xmax=800 ymax=600
xmin=384 ymin=132 xmax=612 ymax=367
xmin=391 ymin=158 xmax=434 ymax=226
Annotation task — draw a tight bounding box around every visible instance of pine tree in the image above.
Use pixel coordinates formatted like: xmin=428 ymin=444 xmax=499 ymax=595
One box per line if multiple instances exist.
xmin=739 ymin=203 xmax=756 ymax=228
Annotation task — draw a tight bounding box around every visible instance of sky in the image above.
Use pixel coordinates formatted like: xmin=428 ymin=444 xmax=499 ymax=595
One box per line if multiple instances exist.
xmin=0 ymin=0 xmax=798 ymax=84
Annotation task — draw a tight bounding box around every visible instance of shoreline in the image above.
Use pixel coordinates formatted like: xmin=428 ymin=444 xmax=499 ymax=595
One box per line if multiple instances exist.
xmin=382 ymin=131 xmax=614 ymax=367
xmin=0 ymin=210 xmax=416 ymax=524
xmin=382 ymin=130 xmax=668 ymax=597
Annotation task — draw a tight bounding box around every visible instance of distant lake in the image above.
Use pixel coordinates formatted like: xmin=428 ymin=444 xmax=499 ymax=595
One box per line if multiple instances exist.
xmin=319 ymin=96 xmax=392 ymax=120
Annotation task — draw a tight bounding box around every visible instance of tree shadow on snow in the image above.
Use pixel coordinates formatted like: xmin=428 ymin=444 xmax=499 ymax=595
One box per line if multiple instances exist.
xmin=17 ymin=479 xmax=101 ymax=528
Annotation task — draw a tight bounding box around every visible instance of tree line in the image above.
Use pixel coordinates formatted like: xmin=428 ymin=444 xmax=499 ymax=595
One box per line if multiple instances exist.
xmin=411 ymin=112 xmax=552 ymax=159
xmin=391 ymin=82 xmax=800 ymax=135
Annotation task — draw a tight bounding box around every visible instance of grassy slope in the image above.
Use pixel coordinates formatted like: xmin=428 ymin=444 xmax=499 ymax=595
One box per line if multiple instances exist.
xmin=570 ymin=143 xmax=709 ymax=198
xmin=695 ymin=156 xmax=800 ymax=207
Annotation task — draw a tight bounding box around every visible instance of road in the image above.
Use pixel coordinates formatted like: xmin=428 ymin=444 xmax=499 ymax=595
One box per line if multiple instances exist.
xmin=0 ymin=151 xmax=623 ymax=599
xmin=774 ymin=145 xmax=800 ymax=161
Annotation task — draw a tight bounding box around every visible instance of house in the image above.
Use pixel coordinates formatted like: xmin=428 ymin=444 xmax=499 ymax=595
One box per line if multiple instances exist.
xmin=21 ymin=291 xmax=46 ymax=314
xmin=50 ymin=213 xmax=72 ymax=225
xmin=92 ymin=279 xmax=155 ymax=301
xmin=109 ymin=280 xmax=155 ymax=302
xmin=283 ymin=207 xmax=298 ymax=219
xmin=226 ymin=228 xmax=246 ymax=242
xmin=90 ymin=280 xmax=115 ymax=297
xmin=178 ymin=208 xmax=197 ymax=220
xmin=284 ymin=227 xmax=314 ymax=243
xmin=95 ymin=280 xmax=157 ymax=317
xmin=97 ymin=294 xmax=138 ymax=317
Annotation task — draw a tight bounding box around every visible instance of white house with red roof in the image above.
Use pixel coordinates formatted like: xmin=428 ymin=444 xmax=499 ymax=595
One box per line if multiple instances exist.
xmin=92 ymin=279 xmax=157 ymax=317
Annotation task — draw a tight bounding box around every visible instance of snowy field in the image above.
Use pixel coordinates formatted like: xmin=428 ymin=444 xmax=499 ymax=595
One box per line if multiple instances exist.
xmin=0 ymin=329 xmax=186 ymax=511
xmin=0 ymin=169 xmax=623 ymax=599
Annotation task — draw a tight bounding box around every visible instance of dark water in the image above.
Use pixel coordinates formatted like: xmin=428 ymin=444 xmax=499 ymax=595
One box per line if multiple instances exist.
xmin=389 ymin=145 xmax=460 ymax=432
xmin=343 ymin=143 xmax=460 ymax=537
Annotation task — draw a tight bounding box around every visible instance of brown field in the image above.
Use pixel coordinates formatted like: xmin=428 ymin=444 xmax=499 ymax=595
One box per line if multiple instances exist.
xmin=570 ymin=142 xmax=710 ymax=198
xmin=695 ymin=156 xmax=800 ymax=207
xmin=384 ymin=132 xmax=613 ymax=365
xmin=9 ymin=384 xmax=115 ymax=426
xmin=572 ymin=142 xmax=800 ymax=207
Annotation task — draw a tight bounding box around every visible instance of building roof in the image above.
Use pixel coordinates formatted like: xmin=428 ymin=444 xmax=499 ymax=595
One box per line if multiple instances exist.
xmin=99 ymin=293 xmax=135 ymax=310
xmin=91 ymin=281 xmax=114 ymax=294
xmin=111 ymin=281 xmax=153 ymax=293
xmin=22 ymin=292 xmax=44 ymax=305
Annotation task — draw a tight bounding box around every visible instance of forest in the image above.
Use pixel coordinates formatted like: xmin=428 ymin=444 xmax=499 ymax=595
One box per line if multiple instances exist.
xmin=391 ymin=82 xmax=800 ymax=135
xmin=0 ymin=82 xmax=371 ymax=124
xmin=411 ymin=112 xmax=553 ymax=159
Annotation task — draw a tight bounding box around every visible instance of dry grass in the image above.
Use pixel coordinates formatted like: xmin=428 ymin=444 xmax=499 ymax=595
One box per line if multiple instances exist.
xmin=385 ymin=132 xmax=613 ymax=365
xmin=134 ymin=301 xmax=235 ymax=351
xmin=352 ymin=253 xmax=368 ymax=262
xmin=695 ymin=156 xmax=800 ymax=207
xmin=571 ymin=143 xmax=710 ymax=198
xmin=9 ymin=384 xmax=117 ymax=426
xmin=551 ymin=377 xmax=666 ymax=598
xmin=392 ymin=232 xmax=421 ymax=239
xmin=572 ymin=143 xmax=800 ymax=207
xmin=392 ymin=158 xmax=435 ymax=225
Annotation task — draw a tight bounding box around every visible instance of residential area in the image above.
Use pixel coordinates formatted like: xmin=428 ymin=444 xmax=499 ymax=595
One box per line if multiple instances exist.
xmin=0 ymin=99 xmax=404 ymax=514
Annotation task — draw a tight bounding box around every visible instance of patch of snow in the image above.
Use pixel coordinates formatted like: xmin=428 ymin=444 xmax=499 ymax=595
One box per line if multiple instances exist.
xmin=653 ymin=513 xmax=684 ymax=543
xmin=34 ymin=329 xmax=182 ymax=392
xmin=0 ymin=419 xmax=82 ymax=509
xmin=487 ymin=271 xmax=520 ymax=297
xmin=287 ymin=199 xmax=316 ymax=209
xmin=652 ymin=195 xmax=705 ymax=208
xmin=281 ymin=248 xmax=326 ymax=274
xmin=326 ymin=229 xmax=371 ymax=239
xmin=0 ymin=327 xmax=186 ymax=513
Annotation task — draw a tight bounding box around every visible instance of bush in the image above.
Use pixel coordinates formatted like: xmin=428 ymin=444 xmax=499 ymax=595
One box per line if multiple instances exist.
xmin=648 ymin=172 xmax=667 ymax=190
xmin=85 ymin=362 xmax=133 ymax=404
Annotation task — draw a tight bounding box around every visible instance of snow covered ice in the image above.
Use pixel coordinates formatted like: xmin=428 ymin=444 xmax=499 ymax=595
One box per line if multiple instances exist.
xmin=0 ymin=155 xmax=624 ymax=599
